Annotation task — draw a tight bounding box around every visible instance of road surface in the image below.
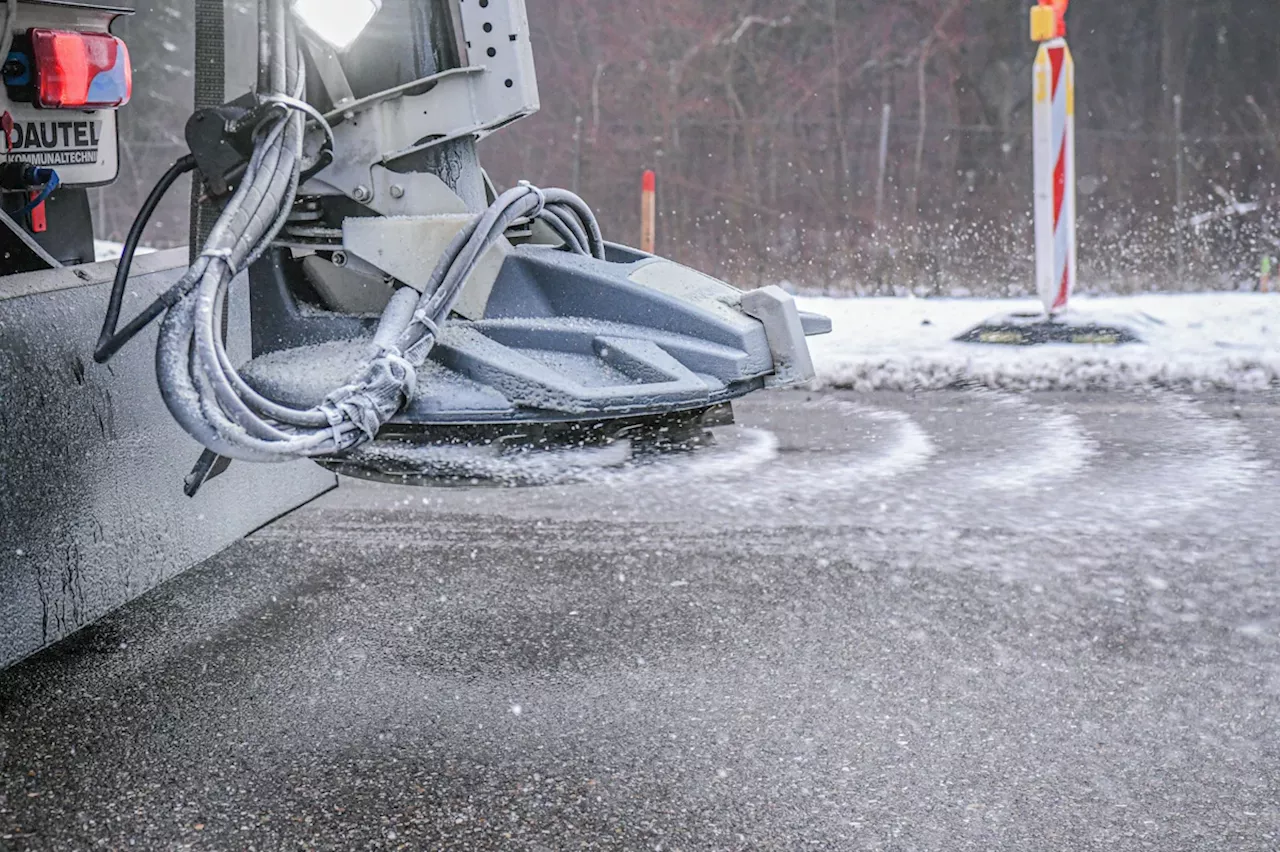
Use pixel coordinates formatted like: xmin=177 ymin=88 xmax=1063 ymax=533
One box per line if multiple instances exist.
xmin=4 ymin=390 xmax=1280 ymax=850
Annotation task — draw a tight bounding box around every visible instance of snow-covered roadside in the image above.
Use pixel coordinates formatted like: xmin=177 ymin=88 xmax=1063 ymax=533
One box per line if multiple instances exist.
xmin=796 ymin=293 xmax=1280 ymax=393
xmin=72 ymin=249 xmax=1280 ymax=392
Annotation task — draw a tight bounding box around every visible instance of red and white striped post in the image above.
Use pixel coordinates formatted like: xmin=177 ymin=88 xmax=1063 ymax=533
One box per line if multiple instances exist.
xmin=640 ymin=169 xmax=657 ymax=254
xmin=1031 ymin=0 xmax=1075 ymax=316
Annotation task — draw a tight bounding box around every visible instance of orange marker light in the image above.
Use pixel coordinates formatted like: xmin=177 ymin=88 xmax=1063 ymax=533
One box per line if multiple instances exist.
xmin=1031 ymin=0 xmax=1068 ymax=41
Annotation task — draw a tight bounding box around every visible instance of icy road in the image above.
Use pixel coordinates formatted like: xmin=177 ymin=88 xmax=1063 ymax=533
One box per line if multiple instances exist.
xmin=3 ymin=389 xmax=1280 ymax=850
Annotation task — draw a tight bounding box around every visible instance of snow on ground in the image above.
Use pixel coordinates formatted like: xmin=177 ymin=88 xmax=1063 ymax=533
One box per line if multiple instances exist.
xmin=94 ymin=240 xmax=156 ymax=262
xmin=796 ymin=293 xmax=1280 ymax=392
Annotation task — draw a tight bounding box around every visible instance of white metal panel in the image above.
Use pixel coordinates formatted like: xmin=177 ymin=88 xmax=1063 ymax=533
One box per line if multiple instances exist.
xmin=311 ymin=0 xmax=540 ymax=213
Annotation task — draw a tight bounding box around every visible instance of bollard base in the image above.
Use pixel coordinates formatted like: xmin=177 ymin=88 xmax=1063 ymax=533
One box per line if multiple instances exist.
xmin=956 ymin=311 xmax=1142 ymax=346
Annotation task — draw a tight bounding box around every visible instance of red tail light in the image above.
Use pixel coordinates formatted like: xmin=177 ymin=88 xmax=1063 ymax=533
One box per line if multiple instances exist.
xmin=29 ymin=29 xmax=132 ymax=109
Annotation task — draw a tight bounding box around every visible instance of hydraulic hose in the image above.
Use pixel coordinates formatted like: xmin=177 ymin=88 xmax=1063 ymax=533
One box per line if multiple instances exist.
xmin=105 ymin=0 xmax=608 ymax=465
xmin=94 ymin=154 xmax=197 ymax=363
xmin=157 ymin=179 xmax=604 ymax=464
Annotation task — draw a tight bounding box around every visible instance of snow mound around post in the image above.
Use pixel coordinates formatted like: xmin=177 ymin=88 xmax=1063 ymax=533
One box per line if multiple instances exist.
xmin=797 ymin=294 xmax=1280 ymax=393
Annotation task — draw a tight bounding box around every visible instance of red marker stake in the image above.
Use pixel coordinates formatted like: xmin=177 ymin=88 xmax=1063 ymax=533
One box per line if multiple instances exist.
xmin=640 ymin=170 xmax=656 ymax=255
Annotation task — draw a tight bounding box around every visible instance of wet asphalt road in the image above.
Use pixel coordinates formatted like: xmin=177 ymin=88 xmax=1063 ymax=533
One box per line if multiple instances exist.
xmin=4 ymin=389 xmax=1280 ymax=851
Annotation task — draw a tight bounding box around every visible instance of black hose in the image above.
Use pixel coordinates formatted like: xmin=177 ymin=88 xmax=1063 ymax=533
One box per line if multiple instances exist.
xmin=94 ymin=154 xmax=197 ymax=363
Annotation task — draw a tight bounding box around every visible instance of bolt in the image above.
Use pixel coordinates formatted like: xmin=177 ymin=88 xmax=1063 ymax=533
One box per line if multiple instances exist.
xmin=332 ymin=251 xmax=348 ymax=268
xmin=352 ymin=185 xmax=372 ymax=203
xmin=389 ymin=184 xmax=405 ymax=199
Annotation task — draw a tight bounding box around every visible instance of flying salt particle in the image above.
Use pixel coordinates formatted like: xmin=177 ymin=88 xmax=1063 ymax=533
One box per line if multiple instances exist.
xmin=510 ymin=704 xmax=523 ymax=716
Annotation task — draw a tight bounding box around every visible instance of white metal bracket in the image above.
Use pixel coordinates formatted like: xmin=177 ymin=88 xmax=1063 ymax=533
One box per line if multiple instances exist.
xmin=304 ymin=0 xmax=539 ymax=214
xmin=740 ymin=286 xmax=817 ymax=388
